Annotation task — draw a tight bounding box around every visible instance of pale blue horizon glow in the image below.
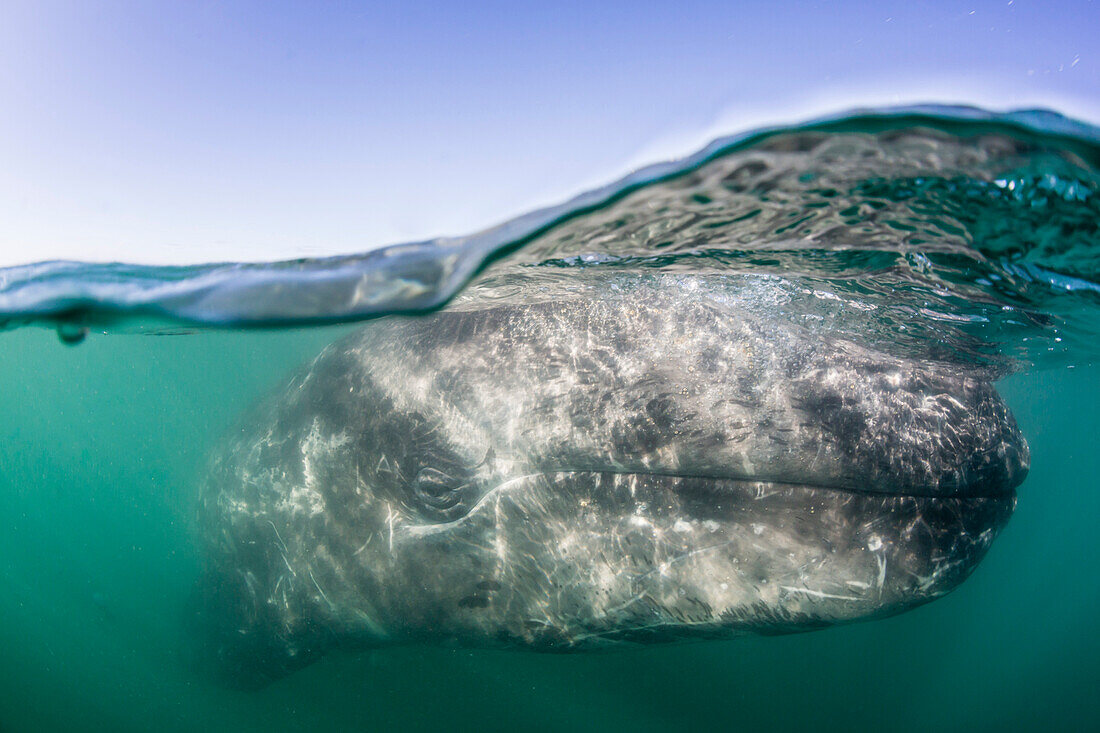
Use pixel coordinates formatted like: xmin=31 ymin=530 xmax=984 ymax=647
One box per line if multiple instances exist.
xmin=0 ymin=0 xmax=1097 ymax=266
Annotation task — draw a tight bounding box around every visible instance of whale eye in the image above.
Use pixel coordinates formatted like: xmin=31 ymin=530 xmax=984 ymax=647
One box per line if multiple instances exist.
xmin=413 ymin=467 xmax=469 ymax=513
xmin=415 ymin=467 xmax=459 ymax=492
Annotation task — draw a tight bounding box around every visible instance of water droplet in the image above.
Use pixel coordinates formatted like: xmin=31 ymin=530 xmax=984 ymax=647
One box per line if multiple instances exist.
xmin=57 ymin=323 xmax=88 ymax=345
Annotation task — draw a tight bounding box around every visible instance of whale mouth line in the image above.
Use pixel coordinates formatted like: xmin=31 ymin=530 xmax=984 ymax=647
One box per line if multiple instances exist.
xmin=409 ymin=469 xmax=1016 ymax=536
xmin=536 ymin=469 xmax=1019 ymax=501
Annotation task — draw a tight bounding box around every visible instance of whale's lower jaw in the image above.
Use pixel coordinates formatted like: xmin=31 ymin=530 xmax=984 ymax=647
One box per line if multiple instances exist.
xmin=386 ymin=472 xmax=1017 ymax=646
xmin=188 ymin=470 xmax=1014 ymax=689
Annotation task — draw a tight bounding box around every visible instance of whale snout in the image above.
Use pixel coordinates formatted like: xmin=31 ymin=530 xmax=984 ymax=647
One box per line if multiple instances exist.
xmin=443 ymin=308 xmax=1031 ymax=502
xmin=785 ymin=368 xmax=1029 ymax=498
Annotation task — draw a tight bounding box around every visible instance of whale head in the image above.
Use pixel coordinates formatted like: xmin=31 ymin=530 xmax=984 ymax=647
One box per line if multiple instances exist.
xmin=192 ymin=274 xmax=1027 ymax=688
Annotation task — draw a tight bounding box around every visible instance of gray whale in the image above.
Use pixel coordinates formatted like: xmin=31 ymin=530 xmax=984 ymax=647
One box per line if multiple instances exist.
xmin=192 ymin=273 xmax=1027 ymax=688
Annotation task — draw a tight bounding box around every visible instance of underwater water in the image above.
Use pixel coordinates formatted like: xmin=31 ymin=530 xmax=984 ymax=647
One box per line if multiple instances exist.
xmin=0 ymin=106 xmax=1098 ymax=731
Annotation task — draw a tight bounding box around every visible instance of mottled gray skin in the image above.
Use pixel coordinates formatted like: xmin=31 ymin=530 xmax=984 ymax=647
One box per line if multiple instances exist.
xmin=193 ymin=274 xmax=1027 ymax=688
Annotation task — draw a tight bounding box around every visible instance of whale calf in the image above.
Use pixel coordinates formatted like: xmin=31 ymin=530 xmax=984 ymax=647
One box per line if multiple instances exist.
xmin=192 ymin=273 xmax=1027 ymax=688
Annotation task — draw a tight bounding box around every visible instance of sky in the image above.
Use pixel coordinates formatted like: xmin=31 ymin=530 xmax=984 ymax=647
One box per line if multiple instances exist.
xmin=0 ymin=0 xmax=1096 ymax=266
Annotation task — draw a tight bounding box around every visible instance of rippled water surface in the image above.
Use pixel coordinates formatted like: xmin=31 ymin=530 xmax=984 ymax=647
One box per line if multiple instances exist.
xmin=0 ymin=106 xmax=1097 ymax=731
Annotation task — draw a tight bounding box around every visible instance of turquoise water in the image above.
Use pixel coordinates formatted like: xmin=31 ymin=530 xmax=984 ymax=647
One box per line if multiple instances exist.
xmin=1 ymin=107 xmax=1098 ymax=731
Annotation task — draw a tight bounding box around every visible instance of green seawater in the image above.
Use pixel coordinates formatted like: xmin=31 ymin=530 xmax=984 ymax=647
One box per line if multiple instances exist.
xmin=0 ymin=328 xmax=1096 ymax=731
xmin=1 ymin=107 xmax=1098 ymax=730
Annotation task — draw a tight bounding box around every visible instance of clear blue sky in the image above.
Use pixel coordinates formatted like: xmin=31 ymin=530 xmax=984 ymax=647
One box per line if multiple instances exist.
xmin=0 ymin=0 xmax=1096 ymax=265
